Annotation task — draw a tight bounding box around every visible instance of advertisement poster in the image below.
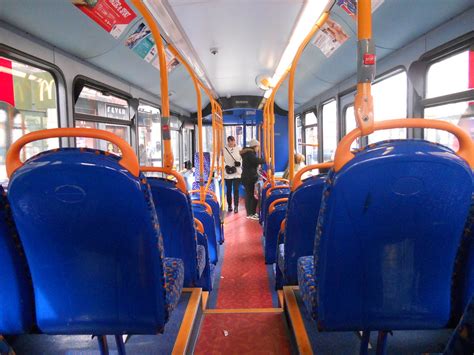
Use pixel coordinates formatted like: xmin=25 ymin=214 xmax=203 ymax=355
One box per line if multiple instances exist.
xmin=337 ymin=0 xmax=385 ymax=20
xmin=72 ymin=0 xmax=136 ymax=38
xmin=312 ymin=18 xmax=349 ymax=58
xmin=125 ymin=22 xmax=180 ymax=72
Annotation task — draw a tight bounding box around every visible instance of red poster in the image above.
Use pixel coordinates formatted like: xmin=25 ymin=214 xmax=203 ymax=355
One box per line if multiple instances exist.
xmin=73 ymin=0 xmax=136 ymax=38
xmin=0 ymin=57 xmax=15 ymax=106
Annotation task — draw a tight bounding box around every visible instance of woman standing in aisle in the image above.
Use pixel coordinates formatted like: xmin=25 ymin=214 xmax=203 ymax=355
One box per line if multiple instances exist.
xmin=240 ymin=139 xmax=265 ymax=220
xmin=224 ymin=136 xmax=242 ymax=213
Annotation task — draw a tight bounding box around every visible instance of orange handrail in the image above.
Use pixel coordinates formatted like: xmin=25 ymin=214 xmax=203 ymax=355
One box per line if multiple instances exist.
xmin=280 ymin=218 xmax=286 ymax=234
xmin=334 ymin=118 xmax=474 ymax=172
xmin=194 ymin=218 xmax=204 ymax=234
xmin=189 ymin=189 xmax=218 ymax=203
xmin=292 ymin=162 xmax=334 ymax=191
xmin=130 ymin=0 xmax=173 ymax=169
xmin=141 ymin=166 xmax=187 ymax=193
xmin=266 ymin=185 xmax=290 ymax=198
xmin=288 ymin=12 xmax=330 ymax=181
xmin=192 ymin=200 xmax=213 ymax=215
xmin=6 ymin=128 xmax=139 ymax=178
xmin=263 ymin=178 xmax=289 ymax=189
xmin=269 ymin=197 xmax=289 ymax=215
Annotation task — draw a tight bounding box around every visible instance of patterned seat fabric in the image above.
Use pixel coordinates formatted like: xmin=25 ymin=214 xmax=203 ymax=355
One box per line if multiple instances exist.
xmin=196 ymin=245 xmax=206 ymax=277
xmin=297 ymin=256 xmax=317 ymax=320
xmin=164 ymin=257 xmax=184 ymax=317
xmin=277 ymin=243 xmax=285 ymax=274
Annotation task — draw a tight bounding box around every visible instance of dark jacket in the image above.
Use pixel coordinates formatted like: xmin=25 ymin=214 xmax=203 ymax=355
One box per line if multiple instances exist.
xmin=240 ymin=147 xmax=265 ymax=183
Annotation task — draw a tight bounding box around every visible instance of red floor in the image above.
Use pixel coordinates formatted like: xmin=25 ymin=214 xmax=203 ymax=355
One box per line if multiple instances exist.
xmin=194 ymin=202 xmax=292 ymax=354
xmin=194 ymin=313 xmax=291 ymax=354
xmin=216 ymin=207 xmax=274 ymax=309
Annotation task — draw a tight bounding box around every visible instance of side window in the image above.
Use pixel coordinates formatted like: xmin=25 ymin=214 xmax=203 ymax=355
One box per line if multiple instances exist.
xmin=137 ymin=103 xmax=161 ymax=167
xmin=322 ymin=100 xmax=337 ymax=161
xmin=344 ymin=105 xmax=360 ymax=149
xmin=424 ymin=49 xmax=473 ymax=150
xmin=75 ymin=86 xmax=132 ymax=154
xmin=0 ymin=56 xmax=59 ymax=183
xmin=296 ymin=115 xmax=303 ymax=154
xmin=304 ymin=111 xmax=318 ymax=164
xmin=368 ymin=71 xmax=408 ymax=143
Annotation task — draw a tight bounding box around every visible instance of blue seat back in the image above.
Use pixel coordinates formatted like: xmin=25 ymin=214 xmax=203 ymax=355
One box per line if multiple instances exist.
xmin=260 ymin=180 xmax=286 ymax=224
xmin=315 ymin=140 xmax=473 ymax=331
xmin=262 ymin=188 xmax=290 ymax=225
xmin=8 ymin=149 xmax=167 ymax=334
xmin=263 ymin=204 xmax=286 ymax=264
xmin=147 ymin=178 xmax=199 ymax=287
xmin=282 ymin=174 xmax=326 ymax=284
xmin=191 ymin=192 xmax=223 ymax=244
xmin=0 ymin=187 xmax=35 ymax=333
xmin=192 ymin=153 xmax=214 ymax=192
xmin=193 ymin=204 xmax=219 ymax=264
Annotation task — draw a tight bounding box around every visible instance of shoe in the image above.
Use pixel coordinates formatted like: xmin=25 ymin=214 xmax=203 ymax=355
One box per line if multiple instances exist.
xmin=228 ymin=206 xmax=233 ymax=212
xmin=234 ymin=207 xmax=238 ymax=213
xmin=249 ymin=214 xmax=259 ymax=220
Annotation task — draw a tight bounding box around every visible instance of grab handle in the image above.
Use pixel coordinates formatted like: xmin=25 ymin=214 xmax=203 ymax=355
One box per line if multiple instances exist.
xmin=269 ymin=198 xmax=289 ymax=215
xmin=292 ymin=162 xmax=334 ymax=191
xmin=7 ymin=128 xmax=139 ymax=178
xmin=334 ymin=118 xmax=474 ymax=172
xmin=141 ymin=166 xmax=187 ymax=193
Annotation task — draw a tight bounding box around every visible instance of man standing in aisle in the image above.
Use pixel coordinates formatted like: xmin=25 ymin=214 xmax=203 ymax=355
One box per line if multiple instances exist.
xmin=224 ymin=136 xmax=242 ymax=213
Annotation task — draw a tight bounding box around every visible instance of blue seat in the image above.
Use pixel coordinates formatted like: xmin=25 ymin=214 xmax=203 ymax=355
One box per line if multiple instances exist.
xmin=0 ymin=187 xmax=35 ymax=334
xmin=263 ymin=203 xmax=286 ymax=264
xmin=8 ymin=147 xmax=184 ymax=335
xmin=259 ymin=180 xmax=287 ymax=224
xmin=298 ymin=140 xmax=473 ymax=332
xmin=261 ymin=186 xmax=290 ymax=227
xmin=276 ymin=174 xmax=327 ymax=287
xmin=191 ymin=192 xmax=224 ymax=245
xmin=146 ymin=177 xmax=210 ymax=288
xmin=192 ymin=202 xmax=219 ymax=264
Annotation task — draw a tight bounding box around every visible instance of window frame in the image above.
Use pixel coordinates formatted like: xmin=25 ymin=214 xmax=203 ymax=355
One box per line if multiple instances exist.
xmin=302 ymin=108 xmax=320 ymax=164
xmin=136 ymin=99 xmax=163 ymax=167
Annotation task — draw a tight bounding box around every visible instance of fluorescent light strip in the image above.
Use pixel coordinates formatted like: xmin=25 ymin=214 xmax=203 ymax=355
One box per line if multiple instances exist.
xmin=264 ymin=0 xmax=330 ymax=98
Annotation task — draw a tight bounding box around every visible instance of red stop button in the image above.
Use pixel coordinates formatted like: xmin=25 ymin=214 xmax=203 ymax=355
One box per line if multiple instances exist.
xmin=363 ymin=53 xmax=376 ymax=65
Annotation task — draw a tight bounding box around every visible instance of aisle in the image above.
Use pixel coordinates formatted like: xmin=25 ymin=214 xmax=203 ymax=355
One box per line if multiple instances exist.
xmin=194 ymin=202 xmax=292 ymax=354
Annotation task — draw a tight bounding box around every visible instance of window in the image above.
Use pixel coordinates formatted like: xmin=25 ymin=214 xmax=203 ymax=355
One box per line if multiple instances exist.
xmin=171 ymin=130 xmax=180 ymax=170
xmin=424 ymin=49 xmax=473 ymax=148
xmin=304 ymin=111 xmax=318 ymax=164
xmin=224 ymin=126 xmax=244 ymax=147
xmin=202 ymin=125 xmax=213 ymax=152
xmin=137 ymin=103 xmax=161 ymax=167
xmin=424 ymin=102 xmax=473 ymax=151
xmin=344 ymin=105 xmax=361 ymax=149
xmin=322 ymin=100 xmax=337 ymax=161
xmin=368 ymin=71 xmax=407 ymax=143
xmin=296 ymin=115 xmax=303 ymax=154
xmin=183 ymin=128 xmax=193 ymax=165
xmin=245 ymin=124 xmax=256 ymax=142
xmin=75 ymin=86 xmax=132 ymax=154
xmin=426 ymin=51 xmax=470 ymax=98
xmin=0 ymin=56 xmax=59 ymax=183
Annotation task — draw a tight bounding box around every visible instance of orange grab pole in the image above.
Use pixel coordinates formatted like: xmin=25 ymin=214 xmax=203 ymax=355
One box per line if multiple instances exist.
xmin=6 ymin=128 xmax=139 ymax=177
xmin=291 ymin=162 xmax=334 ymax=191
xmin=140 ymin=166 xmax=187 ymax=193
xmin=334 ymin=118 xmax=474 ymax=172
xmin=269 ymin=197 xmax=289 ymax=215
xmin=288 ymin=12 xmax=330 ymax=182
xmin=354 ymin=0 xmax=375 ymax=136
xmin=130 ymin=0 xmax=173 ymax=169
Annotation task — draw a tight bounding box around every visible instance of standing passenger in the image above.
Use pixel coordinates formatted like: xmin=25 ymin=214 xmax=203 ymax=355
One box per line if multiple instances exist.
xmin=224 ymin=136 xmax=242 ymax=213
xmin=240 ymin=139 xmax=265 ymax=220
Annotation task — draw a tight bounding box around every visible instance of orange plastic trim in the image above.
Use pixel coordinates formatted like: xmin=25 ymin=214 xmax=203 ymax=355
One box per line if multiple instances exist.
xmin=141 ymin=166 xmax=187 ymax=193
xmin=292 ymin=162 xmax=334 ymax=191
xmin=266 ymin=185 xmax=290 ymax=198
xmin=280 ymin=218 xmax=286 ymax=234
xmin=6 ymin=128 xmax=139 ymax=178
xmin=189 ymin=189 xmax=218 ymax=203
xmin=269 ymin=198 xmax=289 ymax=215
xmin=263 ymin=178 xmax=289 ymax=189
xmin=192 ymin=200 xmax=212 ymax=215
xmin=194 ymin=218 xmax=204 ymax=234
xmin=335 ymin=118 xmax=474 ymax=172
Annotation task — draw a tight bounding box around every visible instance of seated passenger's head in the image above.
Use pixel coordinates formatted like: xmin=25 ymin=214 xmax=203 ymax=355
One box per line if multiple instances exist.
xmin=295 ymin=153 xmax=305 ymax=164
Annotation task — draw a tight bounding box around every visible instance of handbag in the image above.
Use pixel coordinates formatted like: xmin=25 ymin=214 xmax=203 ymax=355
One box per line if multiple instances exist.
xmin=225 ymin=147 xmax=241 ymax=175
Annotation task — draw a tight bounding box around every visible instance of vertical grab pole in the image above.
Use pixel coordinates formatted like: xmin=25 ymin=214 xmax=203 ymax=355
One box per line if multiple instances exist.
xmin=354 ymin=0 xmax=375 ymax=135
xmin=130 ymin=0 xmax=174 ymax=169
xmin=288 ymin=11 xmax=330 ymax=183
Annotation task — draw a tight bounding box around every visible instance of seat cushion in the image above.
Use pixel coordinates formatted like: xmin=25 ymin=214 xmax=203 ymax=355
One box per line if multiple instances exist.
xmin=277 ymin=243 xmax=285 ymax=273
xmin=164 ymin=257 xmax=184 ymax=317
xmin=196 ymin=244 xmax=206 ymax=278
xmin=297 ymin=256 xmax=317 ymax=320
